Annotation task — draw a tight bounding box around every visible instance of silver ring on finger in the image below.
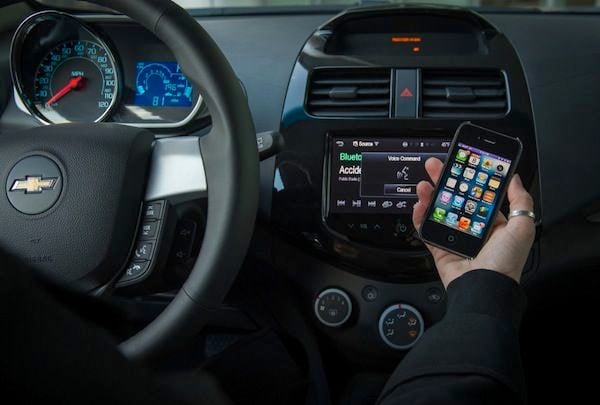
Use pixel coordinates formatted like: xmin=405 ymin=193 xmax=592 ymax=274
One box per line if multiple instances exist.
xmin=508 ymin=209 xmax=536 ymax=221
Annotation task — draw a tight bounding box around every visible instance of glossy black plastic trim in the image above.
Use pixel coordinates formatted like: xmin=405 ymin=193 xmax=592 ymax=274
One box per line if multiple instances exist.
xmin=275 ymin=5 xmax=539 ymax=279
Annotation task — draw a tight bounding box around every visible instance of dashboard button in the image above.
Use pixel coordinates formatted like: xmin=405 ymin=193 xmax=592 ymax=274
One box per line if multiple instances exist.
xmin=395 ymin=222 xmax=409 ymax=234
xmin=394 ymin=69 xmax=418 ymax=118
xmin=361 ymin=285 xmax=379 ymax=302
xmin=314 ymin=288 xmax=353 ymax=327
xmin=379 ymin=303 xmax=424 ymax=350
xmin=426 ymin=287 xmax=444 ymax=304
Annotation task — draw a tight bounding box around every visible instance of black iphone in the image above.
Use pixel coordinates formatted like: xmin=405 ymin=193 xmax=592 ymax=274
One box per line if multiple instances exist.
xmin=419 ymin=122 xmax=523 ymax=258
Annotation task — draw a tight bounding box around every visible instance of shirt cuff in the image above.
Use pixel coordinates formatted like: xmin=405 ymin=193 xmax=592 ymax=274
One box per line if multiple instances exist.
xmin=446 ymin=270 xmax=526 ymax=330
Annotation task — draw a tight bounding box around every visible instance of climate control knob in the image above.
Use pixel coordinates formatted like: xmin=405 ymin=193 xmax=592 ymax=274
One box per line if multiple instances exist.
xmin=378 ymin=303 xmax=424 ymax=350
xmin=314 ymin=288 xmax=352 ymax=327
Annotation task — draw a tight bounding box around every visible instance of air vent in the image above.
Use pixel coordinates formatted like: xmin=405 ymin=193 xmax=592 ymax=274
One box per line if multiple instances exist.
xmin=421 ymin=70 xmax=508 ymax=118
xmin=307 ymin=68 xmax=391 ymax=118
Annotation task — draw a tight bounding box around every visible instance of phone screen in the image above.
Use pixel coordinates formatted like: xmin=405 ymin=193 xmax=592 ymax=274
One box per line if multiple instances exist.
xmin=428 ymin=143 xmax=512 ymax=238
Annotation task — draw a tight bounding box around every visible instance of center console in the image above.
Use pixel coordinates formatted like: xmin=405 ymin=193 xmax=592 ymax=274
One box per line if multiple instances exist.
xmin=270 ymin=5 xmax=539 ymax=362
xmin=272 ymin=5 xmax=539 ymax=280
xmin=324 ymin=136 xmax=450 ymax=248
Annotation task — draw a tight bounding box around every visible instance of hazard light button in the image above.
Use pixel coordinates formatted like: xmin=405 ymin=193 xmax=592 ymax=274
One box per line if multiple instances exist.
xmin=394 ymin=69 xmax=418 ymax=118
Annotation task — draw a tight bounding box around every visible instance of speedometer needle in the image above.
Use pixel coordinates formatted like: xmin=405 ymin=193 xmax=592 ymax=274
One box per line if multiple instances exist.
xmin=45 ymin=76 xmax=87 ymax=106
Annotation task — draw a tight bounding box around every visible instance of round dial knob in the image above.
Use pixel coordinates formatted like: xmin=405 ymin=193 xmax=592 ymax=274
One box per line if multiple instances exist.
xmin=314 ymin=288 xmax=352 ymax=327
xmin=378 ymin=303 xmax=424 ymax=350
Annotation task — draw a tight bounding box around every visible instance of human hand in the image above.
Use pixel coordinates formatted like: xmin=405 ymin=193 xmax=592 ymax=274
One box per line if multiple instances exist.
xmin=413 ymin=158 xmax=536 ymax=288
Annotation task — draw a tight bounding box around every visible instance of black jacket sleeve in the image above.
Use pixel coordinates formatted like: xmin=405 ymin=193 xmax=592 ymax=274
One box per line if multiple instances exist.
xmin=377 ymin=270 xmax=527 ymax=405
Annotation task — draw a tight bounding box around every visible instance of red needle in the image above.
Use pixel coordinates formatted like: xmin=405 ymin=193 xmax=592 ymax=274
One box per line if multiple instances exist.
xmin=45 ymin=76 xmax=86 ymax=106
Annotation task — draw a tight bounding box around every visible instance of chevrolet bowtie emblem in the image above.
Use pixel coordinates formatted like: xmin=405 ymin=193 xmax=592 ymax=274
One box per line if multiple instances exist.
xmin=10 ymin=176 xmax=58 ymax=194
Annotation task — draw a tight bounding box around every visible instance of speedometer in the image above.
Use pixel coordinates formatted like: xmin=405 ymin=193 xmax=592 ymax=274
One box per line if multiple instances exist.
xmin=33 ymin=40 xmax=119 ymax=123
xmin=11 ymin=11 xmax=121 ymax=124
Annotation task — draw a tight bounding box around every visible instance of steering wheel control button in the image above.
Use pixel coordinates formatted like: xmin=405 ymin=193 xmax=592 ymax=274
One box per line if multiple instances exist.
xmin=314 ymin=288 xmax=353 ymax=328
xmin=176 ymin=219 xmax=197 ymax=242
xmin=144 ymin=201 xmax=164 ymax=220
xmin=140 ymin=221 xmax=159 ymax=239
xmin=118 ymin=201 xmax=168 ymax=288
xmin=361 ymin=285 xmax=379 ymax=302
xmin=119 ymin=261 xmax=150 ymax=283
xmin=171 ymin=219 xmax=198 ymax=266
xmin=6 ymin=155 xmax=62 ymax=215
xmin=379 ymin=304 xmax=425 ymax=350
xmin=133 ymin=241 xmax=154 ymax=262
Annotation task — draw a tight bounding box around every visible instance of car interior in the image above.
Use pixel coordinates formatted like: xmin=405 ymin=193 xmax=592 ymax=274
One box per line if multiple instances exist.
xmin=0 ymin=0 xmax=598 ymax=403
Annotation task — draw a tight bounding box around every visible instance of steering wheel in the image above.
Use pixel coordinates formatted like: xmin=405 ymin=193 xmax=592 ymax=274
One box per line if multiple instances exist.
xmin=0 ymin=0 xmax=258 ymax=362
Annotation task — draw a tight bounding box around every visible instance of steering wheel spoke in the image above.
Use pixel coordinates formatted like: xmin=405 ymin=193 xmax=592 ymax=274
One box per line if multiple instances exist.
xmin=145 ymin=136 xmax=207 ymax=203
xmin=114 ymin=136 xmax=208 ymax=289
xmin=0 ymin=0 xmax=259 ymax=363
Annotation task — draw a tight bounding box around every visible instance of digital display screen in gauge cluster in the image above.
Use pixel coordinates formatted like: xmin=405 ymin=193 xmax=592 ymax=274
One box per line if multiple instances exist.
xmin=134 ymin=61 xmax=193 ymax=108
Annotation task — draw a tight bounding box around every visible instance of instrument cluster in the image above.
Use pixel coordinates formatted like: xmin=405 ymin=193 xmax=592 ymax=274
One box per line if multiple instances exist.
xmin=10 ymin=11 xmax=203 ymax=129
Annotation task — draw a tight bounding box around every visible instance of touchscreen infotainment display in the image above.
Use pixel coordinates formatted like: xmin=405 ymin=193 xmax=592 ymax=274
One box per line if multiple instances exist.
xmin=328 ymin=137 xmax=450 ymax=215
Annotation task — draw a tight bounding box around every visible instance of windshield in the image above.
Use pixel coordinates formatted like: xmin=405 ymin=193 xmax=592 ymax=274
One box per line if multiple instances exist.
xmin=172 ymin=0 xmax=599 ymax=10
xmin=34 ymin=0 xmax=600 ymax=12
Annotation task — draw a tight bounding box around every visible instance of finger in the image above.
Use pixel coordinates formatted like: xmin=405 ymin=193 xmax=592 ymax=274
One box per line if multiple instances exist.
xmin=507 ymin=174 xmax=534 ymax=211
xmin=493 ymin=210 xmax=508 ymax=226
xmin=488 ymin=211 xmax=507 ymax=234
xmin=506 ymin=174 xmax=535 ymax=234
xmin=425 ymin=157 xmax=444 ymax=185
xmin=416 ymin=178 xmax=435 ymax=203
xmin=413 ymin=180 xmax=435 ymax=229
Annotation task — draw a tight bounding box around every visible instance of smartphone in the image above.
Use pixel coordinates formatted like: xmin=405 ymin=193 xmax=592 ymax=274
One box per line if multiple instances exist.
xmin=419 ymin=122 xmax=523 ymax=258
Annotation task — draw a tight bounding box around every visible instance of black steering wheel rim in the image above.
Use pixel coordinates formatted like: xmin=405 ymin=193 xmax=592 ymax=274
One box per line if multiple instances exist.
xmin=99 ymin=0 xmax=258 ymax=362
xmin=6 ymin=0 xmax=259 ymax=362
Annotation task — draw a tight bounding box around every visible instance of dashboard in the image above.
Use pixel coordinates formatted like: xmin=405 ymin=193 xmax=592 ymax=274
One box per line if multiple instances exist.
xmin=9 ymin=11 xmax=203 ymax=129
xmin=3 ymin=2 xmax=600 ymax=370
xmin=273 ymin=7 xmax=539 ymax=283
xmin=264 ymin=6 xmax=542 ymax=359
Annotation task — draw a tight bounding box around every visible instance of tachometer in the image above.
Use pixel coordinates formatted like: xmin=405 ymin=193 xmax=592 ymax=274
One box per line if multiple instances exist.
xmin=33 ymin=40 xmax=119 ymax=123
xmin=11 ymin=11 xmax=121 ymax=124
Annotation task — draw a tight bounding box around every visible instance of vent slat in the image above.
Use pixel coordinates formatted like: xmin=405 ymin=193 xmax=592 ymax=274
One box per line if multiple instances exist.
xmin=310 ymin=98 xmax=390 ymax=107
xmin=422 ymin=70 xmax=508 ymax=119
xmin=427 ymin=111 xmax=504 ymax=119
xmin=422 ymin=88 xmax=506 ymax=98
xmin=309 ymin=110 xmax=389 ymax=118
xmin=422 ymin=79 xmax=503 ymax=87
xmin=307 ymin=68 xmax=391 ymax=118
xmin=310 ymin=88 xmax=390 ymax=96
xmin=313 ymin=78 xmax=390 ymax=85
xmin=423 ymin=100 xmax=507 ymax=109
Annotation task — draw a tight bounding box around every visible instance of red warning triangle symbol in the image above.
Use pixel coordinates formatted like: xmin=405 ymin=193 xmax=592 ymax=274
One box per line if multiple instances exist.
xmin=400 ymin=87 xmax=413 ymax=97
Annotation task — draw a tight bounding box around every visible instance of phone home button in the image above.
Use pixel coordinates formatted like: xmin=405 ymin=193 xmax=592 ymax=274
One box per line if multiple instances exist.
xmin=446 ymin=234 xmax=456 ymax=244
